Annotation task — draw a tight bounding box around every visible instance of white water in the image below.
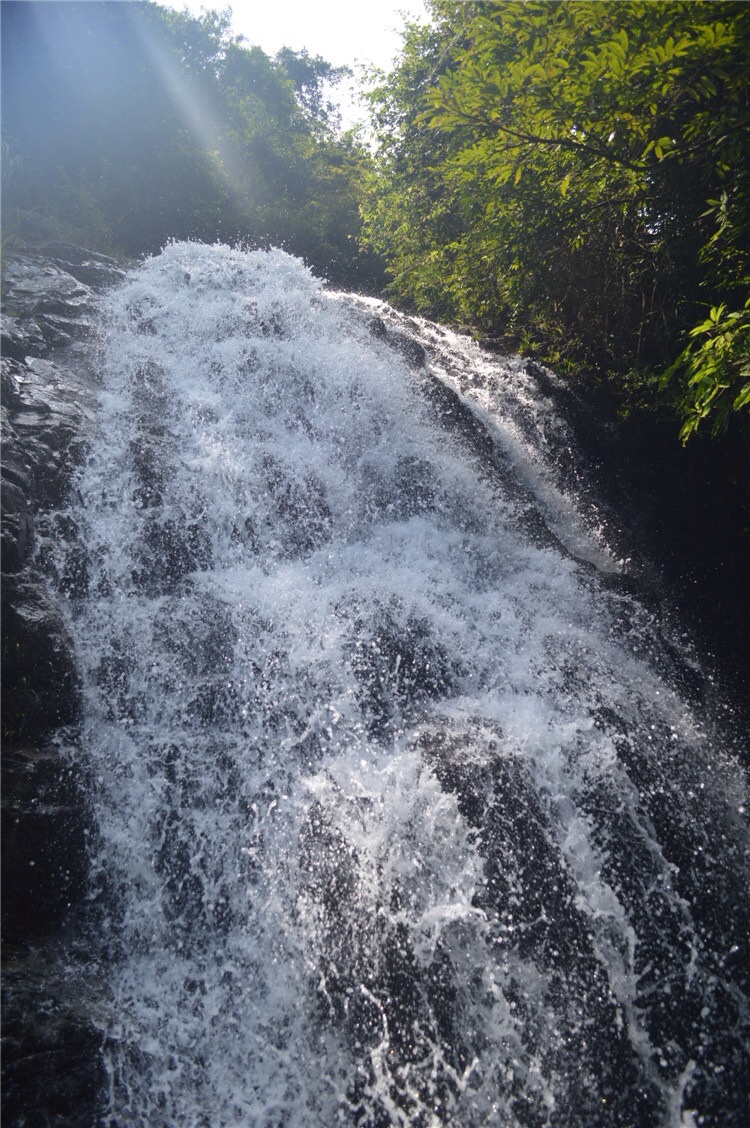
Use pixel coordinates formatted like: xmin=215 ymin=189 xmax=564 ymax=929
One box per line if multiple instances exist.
xmin=54 ymin=243 xmax=748 ymax=1126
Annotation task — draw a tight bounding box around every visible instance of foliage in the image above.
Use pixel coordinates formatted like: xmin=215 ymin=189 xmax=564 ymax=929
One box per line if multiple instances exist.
xmin=275 ymin=47 xmax=351 ymax=132
xmin=362 ymin=0 xmax=750 ymax=439
xmin=1 ymin=1 xmax=383 ymax=289
xmin=666 ymin=295 xmax=750 ymax=442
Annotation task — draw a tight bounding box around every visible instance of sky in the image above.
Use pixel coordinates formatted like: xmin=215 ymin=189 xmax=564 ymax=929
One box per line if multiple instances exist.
xmin=161 ymin=0 xmax=430 ymax=71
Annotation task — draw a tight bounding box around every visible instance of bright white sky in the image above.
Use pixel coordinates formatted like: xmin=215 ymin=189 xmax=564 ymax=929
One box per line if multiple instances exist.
xmin=163 ymin=0 xmax=430 ymax=71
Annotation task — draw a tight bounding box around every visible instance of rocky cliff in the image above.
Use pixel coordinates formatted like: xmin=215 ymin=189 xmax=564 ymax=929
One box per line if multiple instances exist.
xmin=1 ymin=243 xmax=125 ymax=1125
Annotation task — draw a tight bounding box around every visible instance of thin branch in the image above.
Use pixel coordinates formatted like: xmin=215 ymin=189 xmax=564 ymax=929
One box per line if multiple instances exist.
xmin=429 ymin=100 xmax=645 ymax=171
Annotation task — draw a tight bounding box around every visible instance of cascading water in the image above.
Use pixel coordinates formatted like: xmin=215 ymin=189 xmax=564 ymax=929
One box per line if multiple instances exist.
xmin=49 ymin=242 xmax=748 ymax=1126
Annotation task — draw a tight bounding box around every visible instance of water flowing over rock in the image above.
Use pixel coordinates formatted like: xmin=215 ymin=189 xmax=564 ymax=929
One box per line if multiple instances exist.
xmin=1 ymin=244 xmax=124 ymax=1124
xmin=3 ymin=241 xmax=749 ymax=1126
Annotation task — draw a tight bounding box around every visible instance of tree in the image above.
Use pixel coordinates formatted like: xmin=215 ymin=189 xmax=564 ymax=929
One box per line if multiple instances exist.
xmin=1 ymin=2 xmax=236 ymax=250
xmin=1 ymin=1 xmax=384 ymax=288
xmin=275 ymin=47 xmax=350 ymax=133
xmin=362 ymin=0 xmax=750 ymax=438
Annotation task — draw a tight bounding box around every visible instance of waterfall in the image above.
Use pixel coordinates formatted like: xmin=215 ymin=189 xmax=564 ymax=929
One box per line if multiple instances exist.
xmin=51 ymin=242 xmax=748 ymax=1126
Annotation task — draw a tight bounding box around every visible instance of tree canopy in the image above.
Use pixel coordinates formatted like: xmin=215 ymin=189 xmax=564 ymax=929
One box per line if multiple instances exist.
xmin=362 ymin=0 xmax=750 ymax=440
xmin=1 ymin=1 xmax=383 ymax=288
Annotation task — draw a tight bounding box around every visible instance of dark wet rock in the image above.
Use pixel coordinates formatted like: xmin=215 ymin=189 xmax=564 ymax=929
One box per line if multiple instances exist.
xmin=37 ymin=241 xmax=128 ymax=290
xmin=418 ymin=724 xmax=663 ymax=1127
xmin=5 ymin=358 xmax=96 ymax=507
xmin=1 ymin=506 xmax=34 ymax=575
xmin=299 ymin=801 xmax=468 ymax=1123
xmin=2 ymin=252 xmax=94 ymax=317
xmin=368 ymin=314 xmax=387 ymax=339
xmin=1 ymin=576 xmax=81 ymax=743
xmin=392 ymin=331 xmax=427 ymax=369
xmin=1 ymin=356 xmax=25 ymax=410
xmin=260 ymin=454 xmax=333 ymax=558
xmin=1 ymin=353 xmax=96 ymax=593
xmin=369 ymin=315 xmax=427 ymax=368
xmin=1 ymin=968 xmax=106 ymax=1128
xmin=35 ymin=513 xmax=90 ymax=600
xmin=1 ymin=252 xmax=96 ymax=353
xmin=1 ymin=245 xmax=116 ymax=1125
xmin=0 ymin=240 xmax=121 ymax=366
xmin=1 ymin=451 xmax=35 ymax=575
xmin=133 ymin=513 xmax=213 ymax=592
xmin=514 ymin=360 xmax=750 ymax=735
xmin=359 ymin=453 xmax=436 ymax=522
xmin=350 ymin=599 xmax=457 ymax=737
xmin=361 ymin=306 xmax=564 ymax=551
xmin=0 ymin=313 xmax=48 ymax=361
xmin=1 ymin=741 xmax=90 ymax=944
xmin=420 ymin=368 xmax=568 ymax=552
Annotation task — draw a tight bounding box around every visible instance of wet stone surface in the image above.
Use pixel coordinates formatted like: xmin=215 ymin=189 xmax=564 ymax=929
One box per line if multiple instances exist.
xmin=1 ymin=244 xmax=122 ymax=1126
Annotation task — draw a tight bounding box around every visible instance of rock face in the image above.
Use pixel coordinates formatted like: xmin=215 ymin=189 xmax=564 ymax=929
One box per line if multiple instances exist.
xmin=1 ymin=244 xmax=124 ymax=1126
xmin=515 ymin=360 xmax=750 ymax=734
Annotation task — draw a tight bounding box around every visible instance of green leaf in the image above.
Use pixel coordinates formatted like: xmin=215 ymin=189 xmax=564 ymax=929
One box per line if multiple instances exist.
xmin=733 ymin=383 xmax=750 ymax=410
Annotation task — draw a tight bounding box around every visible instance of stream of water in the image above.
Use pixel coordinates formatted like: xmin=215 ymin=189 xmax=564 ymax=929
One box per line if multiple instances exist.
xmin=51 ymin=242 xmax=748 ymax=1126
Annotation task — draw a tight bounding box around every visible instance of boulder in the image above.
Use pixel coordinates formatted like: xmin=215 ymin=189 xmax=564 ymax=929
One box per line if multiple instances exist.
xmin=1 ymin=253 xmax=95 ymax=351
xmin=36 ymin=241 xmax=127 ymax=290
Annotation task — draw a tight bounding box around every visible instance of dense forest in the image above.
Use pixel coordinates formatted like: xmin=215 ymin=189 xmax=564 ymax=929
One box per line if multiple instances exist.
xmin=2 ymin=0 xmax=749 ymax=443
xmin=1 ymin=0 xmax=384 ymax=288
xmin=363 ymin=0 xmax=749 ymax=442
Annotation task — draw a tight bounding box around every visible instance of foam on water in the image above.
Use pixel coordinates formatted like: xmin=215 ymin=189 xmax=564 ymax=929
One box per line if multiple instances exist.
xmin=52 ymin=243 xmax=749 ymax=1126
